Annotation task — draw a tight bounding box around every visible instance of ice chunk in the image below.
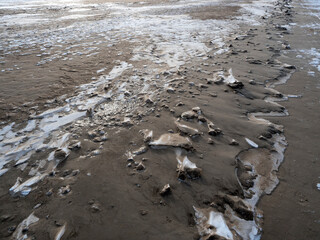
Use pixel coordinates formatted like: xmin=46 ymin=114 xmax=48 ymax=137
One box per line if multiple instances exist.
xmin=176 ymin=149 xmax=201 ymax=179
xmin=55 ymin=223 xmax=66 ymax=240
xmin=194 ymin=207 xmax=234 ymax=240
xmin=245 ymin=138 xmax=259 ymax=148
xmin=175 ymin=121 xmax=201 ymax=137
xmin=22 ymin=120 xmax=36 ymax=132
xmin=224 ymin=69 xmax=237 ymax=84
xmin=208 ymin=211 xmax=234 ymax=240
xmin=149 ymin=133 xmax=192 ymax=150
xmin=10 ymin=174 xmax=47 ymax=196
xmin=12 ymin=212 xmax=39 ymax=240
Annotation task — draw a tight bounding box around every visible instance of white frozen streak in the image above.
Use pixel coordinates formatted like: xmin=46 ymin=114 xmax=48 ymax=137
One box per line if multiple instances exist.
xmin=55 ymin=223 xmax=67 ymax=240
xmin=12 ymin=212 xmax=39 ymax=240
xmin=9 ymin=173 xmax=47 ymax=196
xmin=299 ymin=48 xmax=320 ymax=72
xmin=0 ymin=168 xmax=9 ymax=176
xmin=245 ymin=138 xmax=259 ymax=148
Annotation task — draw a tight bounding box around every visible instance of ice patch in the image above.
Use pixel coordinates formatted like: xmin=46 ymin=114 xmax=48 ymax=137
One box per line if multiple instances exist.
xmin=22 ymin=120 xmax=37 ymax=132
xmin=208 ymin=211 xmax=234 ymax=239
xmin=238 ymin=0 xmax=275 ymax=25
xmin=97 ymin=68 xmax=106 ymax=73
xmin=194 ymin=207 xmax=234 ymax=240
xmin=0 ymin=62 xmax=131 ymax=175
xmin=69 ymin=8 xmax=92 ymax=13
xmin=308 ymin=71 xmax=315 ymax=76
xmin=299 ymin=48 xmax=320 ymax=72
xmin=60 ymin=14 xmax=94 ymax=20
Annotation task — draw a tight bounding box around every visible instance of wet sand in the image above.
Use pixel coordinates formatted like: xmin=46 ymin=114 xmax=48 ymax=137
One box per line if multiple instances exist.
xmin=259 ymin=1 xmax=320 ymax=238
xmin=0 ymin=0 xmax=319 ymax=239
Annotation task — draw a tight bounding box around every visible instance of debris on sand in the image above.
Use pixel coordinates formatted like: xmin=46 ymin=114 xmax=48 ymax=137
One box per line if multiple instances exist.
xmin=140 ymin=129 xmax=153 ymax=142
xmin=166 ymin=87 xmax=176 ymax=93
xmin=228 ymin=81 xmax=244 ymax=89
xmin=68 ymin=140 xmax=81 ymax=150
xmin=229 ymin=139 xmax=239 ymax=146
xmin=140 ymin=210 xmax=148 ymax=216
xmin=192 ymin=107 xmax=202 ymax=114
xmin=91 ymin=203 xmax=101 ymax=212
xmin=88 ymin=129 xmax=108 ymax=142
xmin=176 ymin=149 xmax=201 ymax=180
xmin=207 ymin=120 xmax=222 ymax=136
xmin=122 ymin=117 xmax=134 ymax=127
xmin=133 ymin=146 xmax=148 ymax=155
xmin=160 ymin=184 xmax=171 ymax=196
xmin=58 ymin=185 xmax=71 ymax=196
xmin=175 ymin=120 xmax=201 ymax=137
xmin=181 ymin=110 xmax=199 ymax=120
xmin=54 ymin=148 xmax=70 ymax=161
xmin=212 ymin=70 xmax=225 ymax=84
xmin=282 ymin=63 xmax=296 ymax=69
xmin=136 ymin=162 xmax=146 ymax=171
xmin=126 ymin=151 xmax=134 ymax=162
xmin=144 ymin=96 xmax=154 ymax=104
xmin=216 ymin=194 xmax=254 ymax=221
xmin=149 ymin=133 xmax=193 ymax=150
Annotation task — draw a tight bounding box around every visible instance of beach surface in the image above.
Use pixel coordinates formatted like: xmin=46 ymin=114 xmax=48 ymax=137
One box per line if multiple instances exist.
xmin=0 ymin=0 xmax=319 ymax=239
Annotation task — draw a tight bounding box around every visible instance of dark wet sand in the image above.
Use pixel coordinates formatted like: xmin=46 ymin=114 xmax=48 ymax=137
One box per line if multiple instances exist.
xmin=0 ymin=0 xmax=319 ymax=239
xmin=259 ymin=3 xmax=320 ymax=238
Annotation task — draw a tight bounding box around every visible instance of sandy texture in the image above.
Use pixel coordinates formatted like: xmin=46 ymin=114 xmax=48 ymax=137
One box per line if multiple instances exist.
xmin=0 ymin=0 xmax=319 ymax=239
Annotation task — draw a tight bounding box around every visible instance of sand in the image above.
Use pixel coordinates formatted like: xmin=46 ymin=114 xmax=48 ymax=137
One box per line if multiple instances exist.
xmin=0 ymin=0 xmax=319 ymax=239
